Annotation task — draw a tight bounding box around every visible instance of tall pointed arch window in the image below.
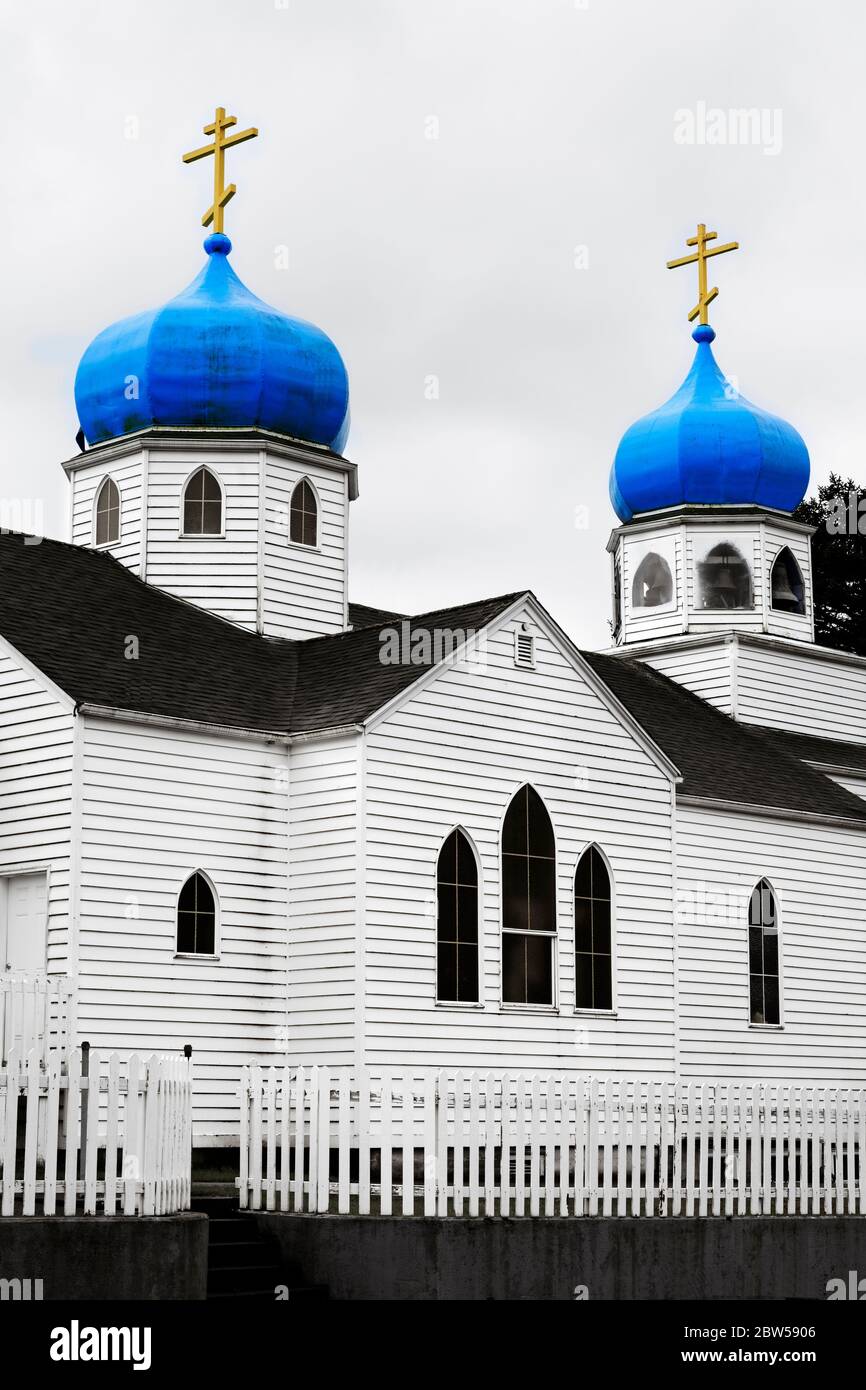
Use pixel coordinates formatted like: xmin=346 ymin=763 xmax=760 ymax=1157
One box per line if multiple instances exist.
xmin=770 ymin=547 xmax=805 ymax=614
xmin=436 ymin=829 xmax=479 ymax=1003
xmin=177 ymin=871 xmax=217 ymax=956
xmin=290 ymin=478 xmax=318 ymax=547
xmin=182 ymin=467 xmax=223 ymax=536
xmin=94 ymin=477 xmax=120 ymax=546
xmin=574 ymin=846 xmax=612 ymax=1010
xmin=749 ymin=879 xmax=780 ymax=1025
xmin=697 ymin=542 xmax=753 ymax=610
xmin=501 ymin=785 xmax=556 ymax=1005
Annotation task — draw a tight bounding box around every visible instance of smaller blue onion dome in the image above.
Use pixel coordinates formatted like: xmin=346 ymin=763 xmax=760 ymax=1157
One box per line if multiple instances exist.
xmin=609 ymin=324 xmax=810 ymax=523
xmin=74 ymin=232 xmax=350 ymax=453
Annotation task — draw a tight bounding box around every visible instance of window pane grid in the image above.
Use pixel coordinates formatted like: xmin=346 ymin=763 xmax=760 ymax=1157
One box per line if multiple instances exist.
xmin=502 ymin=786 xmax=556 ymax=1005
xmin=574 ymin=846 xmax=613 ymax=1010
xmin=437 ymin=830 xmax=478 ymax=1003
xmin=177 ymin=872 xmax=216 ymax=955
xmin=748 ymin=880 xmax=780 ymax=1024
xmin=95 ymin=479 xmax=120 ymax=546
xmin=290 ymin=480 xmax=318 ymax=547
xmin=183 ymin=469 xmax=222 ymax=535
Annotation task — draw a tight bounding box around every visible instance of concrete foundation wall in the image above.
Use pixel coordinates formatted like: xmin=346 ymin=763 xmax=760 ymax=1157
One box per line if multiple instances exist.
xmin=257 ymin=1215 xmax=866 ymax=1301
xmin=0 ymin=1215 xmax=208 ymax=1300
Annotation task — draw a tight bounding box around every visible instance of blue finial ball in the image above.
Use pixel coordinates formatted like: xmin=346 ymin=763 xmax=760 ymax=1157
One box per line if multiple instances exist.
xmin=691 ymin=322 xmax=716 ymax=343
xmin=203 ymin=232 xmax=232 ymax=256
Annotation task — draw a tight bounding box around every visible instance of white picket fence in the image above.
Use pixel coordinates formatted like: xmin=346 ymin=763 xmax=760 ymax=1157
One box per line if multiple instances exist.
xmin=0 ymin=1046 xmax=193 ymax=1216
xmin=238 ymin=1068 xmax=866 ymax=1218
xmin=0 ymin=974 xmax=72 ymax=1068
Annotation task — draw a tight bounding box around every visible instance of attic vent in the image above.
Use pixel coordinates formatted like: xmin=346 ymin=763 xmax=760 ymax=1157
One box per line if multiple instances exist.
xmin=514 ymin=625 xmax=535 ymax=669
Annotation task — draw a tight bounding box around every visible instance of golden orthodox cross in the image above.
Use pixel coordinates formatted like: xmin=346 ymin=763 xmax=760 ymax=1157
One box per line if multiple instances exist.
xmin=666 ymin=223 xmax=739 ymax=326
xmin=183 ymin=107 xmax=259 ymax=235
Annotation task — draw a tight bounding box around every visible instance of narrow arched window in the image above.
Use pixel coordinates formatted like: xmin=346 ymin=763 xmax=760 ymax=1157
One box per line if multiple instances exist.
xmin=177 ymin=872 xmax=217 ymax=955
xmin=770 ymin=547 xmax=805 ymax=614
xmin=436 ymin=829 xmax=479 ymax=1002
xmin=94 ymin=477 xmax=120 ymax=546
xmin=632 ymin=552 xmax=673 ymax=608
xmin=748 ymin=879 xmax=780 ymax=1024
xmin=502 ymin=785 xmax=556 ymax=1005
xmin=290 ymin=479 xmax=318 ymax=547
xmin=574 ymin=846 xmax=612 ymax=1010
xmin=182 ymin=467 xmax=223 ymax=536
xmin=698 ymin=542 xmax=753 ymax=610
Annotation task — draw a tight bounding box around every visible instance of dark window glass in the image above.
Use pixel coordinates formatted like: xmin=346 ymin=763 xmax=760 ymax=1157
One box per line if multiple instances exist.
xmin=183 ymin=468 xmax=223 ymax=535
xmin=502 ymin=932 xmax=553 ymax=1006
xmin=290 ymin=479 xmax=318 ymax=547
xmin=748 ymin=879 xmax=780 ymax=1024
xmin=502 ymin=785 xmax=556 ymax=1004
xmin=770 ymin=548 xmax=806 ymax=614
xmin=436 ymin=829 xmax=478 ymax=1002
xmin=177 ymin=872 xmax=216 ymax=955
xmin=697 ymin=542 xmax=753 ymax=610
xmin=95 ymin=478 xmax=120 ymax=546
xmin=574 ymin=845 xmax=613 ymax=1010
xmin=632 ymin=552 xmax=674 ymax=608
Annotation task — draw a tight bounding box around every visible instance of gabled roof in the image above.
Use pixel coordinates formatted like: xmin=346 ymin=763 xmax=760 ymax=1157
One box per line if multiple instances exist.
xmin=3 ymin=529 xmax=866 ymax=825
xmin=584 ymin=652 xmax=866 ymax=823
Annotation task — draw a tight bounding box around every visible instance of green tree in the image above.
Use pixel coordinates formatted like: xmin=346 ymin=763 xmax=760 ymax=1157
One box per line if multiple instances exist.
xmin=793 ymin=473 xmax=866 ymax=655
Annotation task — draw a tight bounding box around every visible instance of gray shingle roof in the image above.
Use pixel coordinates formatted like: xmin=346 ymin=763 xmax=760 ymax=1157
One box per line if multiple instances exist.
xmin=2 ymin=529 xmax=865 ymax=824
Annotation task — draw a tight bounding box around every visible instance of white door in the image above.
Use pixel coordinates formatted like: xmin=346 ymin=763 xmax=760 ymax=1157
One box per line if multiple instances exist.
xmin=3 ymin=873 xmax=48 ymax=976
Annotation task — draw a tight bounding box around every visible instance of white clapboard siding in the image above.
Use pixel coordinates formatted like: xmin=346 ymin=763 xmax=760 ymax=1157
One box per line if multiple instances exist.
xmin=678 ymin=804 xmax=866 ymax=1082
xmin=77 ymin=716 xmax=289 ymax=1141
xmin=0 ymin=1046 xmax=191 ymax=1216
xmin=144 ymin=450 xmax=261 ymax=630
xmin=263 ymin=455 xmax=348 ymax=638
xmin=287 ymin=734 xmax=359 ymax=1065
xmin=238 ymin=1066 xmax=866 ymax=1218
xmin=735 ymin=639 xmax=866 ymax=744
xmin=362 ymin=607 xmax=675 ymax=1075
xmin=0 ymin=650 xmax=74 ymax=975
xmin=639 ymin=640 xmax=735 ymax=715
xmin=70 ymin=454 xmax=143 ymax=571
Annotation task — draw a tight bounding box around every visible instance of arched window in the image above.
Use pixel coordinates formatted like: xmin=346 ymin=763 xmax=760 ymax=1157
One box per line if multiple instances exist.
xmin=632 ymin=552 xmax=673 ymax=608
xmin=697 ymin=542 xmax=753 ymax=610
xmin=501 ymin=785 xmax=556 ymax=1005
xmin=94 ymin=477 xmax=120 ymax=546
xmin=436 ymin=829 xmax=479 ymax=1002
xmin=182 ymin=467 xmax=223 ymax=536
xmin=574 ymin=846 xmax=612 ymax=1010
xmin=290 ymin=478 xmax=318 ymax=547
xmin=770 ymin=547 xmax=805 ymax=614
xmin=177 ymin=872 xmax=217 ymax=956
xmin=748 ymin=879 xmax=780 ymax=1024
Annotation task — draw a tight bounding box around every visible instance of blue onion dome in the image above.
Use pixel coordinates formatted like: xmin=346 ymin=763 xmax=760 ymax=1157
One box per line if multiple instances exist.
xmin=74 ymin=232 xmax=350 ymax=453
xmin=609 ymin=324 xmax=809 ymax=523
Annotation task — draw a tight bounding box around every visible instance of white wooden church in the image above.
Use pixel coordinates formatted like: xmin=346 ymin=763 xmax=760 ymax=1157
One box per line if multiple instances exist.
xmin=3 ymin=122 xmax=866 ymax=1145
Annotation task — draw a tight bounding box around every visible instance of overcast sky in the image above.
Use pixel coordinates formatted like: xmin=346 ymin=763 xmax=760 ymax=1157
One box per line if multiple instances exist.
xmin=1 ymin=0 xmax=863 ymax=646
